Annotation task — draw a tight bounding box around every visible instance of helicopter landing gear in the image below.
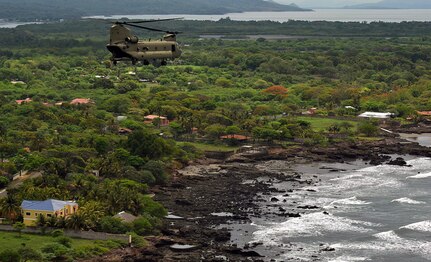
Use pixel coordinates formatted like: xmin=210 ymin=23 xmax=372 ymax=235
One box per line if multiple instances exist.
xmin=131 ymin=59 xmax=137 ymax=65
xmin=161 ymin=60 xmax=167 ymax=66
xmin=143 ymin=60 xmax=150 ymax=66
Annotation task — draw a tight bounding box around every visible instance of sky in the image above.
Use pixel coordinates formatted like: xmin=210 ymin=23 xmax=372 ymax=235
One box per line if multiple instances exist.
xmin=275 ymin=0 xmax=380 ymax=8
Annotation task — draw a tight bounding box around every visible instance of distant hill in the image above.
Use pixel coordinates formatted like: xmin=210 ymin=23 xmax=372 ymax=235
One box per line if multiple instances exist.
xmin=345 ymin=0 xmax=431 ymax=9
xmin=0 ymin=0 xmax=310 ymax=21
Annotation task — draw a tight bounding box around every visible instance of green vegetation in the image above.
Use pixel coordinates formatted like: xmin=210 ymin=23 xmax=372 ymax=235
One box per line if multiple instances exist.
xmin=178 ymin=142 xmax=239 ymax=152
xmin=0 ymin=231 xmax=122 ymax=260
xmin=0 ymin=19 xmax=430 ymax=258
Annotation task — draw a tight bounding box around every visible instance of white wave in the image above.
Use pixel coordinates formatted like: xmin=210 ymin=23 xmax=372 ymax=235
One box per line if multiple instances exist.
xmin=334 ymin=229 xmax=431 ymax=259
xmin=405 ymin=157 xmax=431 ymax=167
xmin=328 ymin=256 xmax=370 ymax=262
xmin=325 ymin=197 xmax=371 ymax=208
xmin=391 ymin=197 xmax=425 ymax=205
xmin=373 ymin=230 xmax=402 ymax=241
xmin=329 ymin=174 xmax=364 ymax=181
xmin=407 ymin=172 xmax=431 ymax=179
xmin=400 ymin=220 xmax=431 ymax=233
xmin=252 ymin=212 xmax=378 ymax=245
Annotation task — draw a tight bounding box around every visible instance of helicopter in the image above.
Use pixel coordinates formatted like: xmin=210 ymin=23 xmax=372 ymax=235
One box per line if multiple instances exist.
xmin=106 ymin=18 xmax=182 ymax=66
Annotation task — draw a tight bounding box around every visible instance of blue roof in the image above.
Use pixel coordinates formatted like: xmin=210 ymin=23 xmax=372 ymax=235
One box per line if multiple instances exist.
xmin=21 ymin=199 xmax=77 ymax=212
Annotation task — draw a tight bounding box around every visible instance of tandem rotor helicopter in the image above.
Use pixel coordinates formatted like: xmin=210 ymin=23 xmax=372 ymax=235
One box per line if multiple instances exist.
xmin=102 ymin=18 xmax=183 ymax=66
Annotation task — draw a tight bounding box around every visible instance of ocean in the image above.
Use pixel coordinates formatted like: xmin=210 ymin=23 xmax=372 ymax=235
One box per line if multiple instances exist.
xmin=222 ymin=135 xmax=431 ymax=261
xmin=87 ymin=9 xmax=431 ymax=23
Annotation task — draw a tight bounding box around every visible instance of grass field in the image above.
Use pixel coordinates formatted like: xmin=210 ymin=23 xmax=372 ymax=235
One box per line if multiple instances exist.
xmin=0 ymin=231 xmax=120 ymax=254
xmin=297 ymin=116 xmax=358 ymax=131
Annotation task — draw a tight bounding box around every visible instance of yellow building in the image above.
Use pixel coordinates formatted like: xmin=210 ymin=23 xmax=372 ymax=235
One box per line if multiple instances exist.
xmin=21 ymin=199 xmax=79 ymax=226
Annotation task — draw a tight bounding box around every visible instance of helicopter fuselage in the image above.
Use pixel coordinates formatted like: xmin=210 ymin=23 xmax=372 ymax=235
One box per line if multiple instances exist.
xmin=107 ymin=24 xmax=181 ymax=65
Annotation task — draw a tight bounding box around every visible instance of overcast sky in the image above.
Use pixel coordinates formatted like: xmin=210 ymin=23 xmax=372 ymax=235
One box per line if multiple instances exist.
xmin=275 ymin=0 xmax=380 ymax=8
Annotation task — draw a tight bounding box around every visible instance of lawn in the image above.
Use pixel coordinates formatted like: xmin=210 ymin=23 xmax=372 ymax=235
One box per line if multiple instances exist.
xmin=297 ymin=116 xmax=358 ymax=132
xmin=0 ymin=231 xmax=120 ymax=254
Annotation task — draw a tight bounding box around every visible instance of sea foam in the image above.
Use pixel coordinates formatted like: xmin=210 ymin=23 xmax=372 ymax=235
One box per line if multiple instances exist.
xmin=400 ymin=220 xmax=431 ymax=233
xmin=391 ymin=197 xmax=425 ymax=205
xmin=252 ymin=212 xmax=378 ymax=245
xmin=407 ymin=172 xmax=431 ymax=179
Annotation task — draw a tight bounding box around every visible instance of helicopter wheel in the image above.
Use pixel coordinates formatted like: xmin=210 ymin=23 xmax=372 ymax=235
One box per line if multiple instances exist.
xmin=161 ymin=60 xmax=167 ymax=66
xmin=143 ymin=60 xmax=150 ymax=66
xmin=131 ymin=59 xmax=137 ymax=65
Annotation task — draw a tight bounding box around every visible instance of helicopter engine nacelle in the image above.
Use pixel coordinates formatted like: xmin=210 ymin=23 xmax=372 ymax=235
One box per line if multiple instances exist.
xmin=163 ymin=34 xmax=176 ymax=42
xmin=126 ymin=36 xmax=139 ymax=43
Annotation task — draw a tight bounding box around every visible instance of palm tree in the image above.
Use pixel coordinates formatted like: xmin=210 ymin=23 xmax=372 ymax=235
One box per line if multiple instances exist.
xmin=0 ymin=195 xmax=21 ymax=222
xmin=66 ymin=213 xmax=85 ymax=230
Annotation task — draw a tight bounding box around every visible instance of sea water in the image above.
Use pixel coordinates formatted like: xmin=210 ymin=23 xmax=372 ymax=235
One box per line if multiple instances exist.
xmin=87 ymin=9 xmax=431 ymax=23
xmin=240 ymin=157 xmax=431 ymax=261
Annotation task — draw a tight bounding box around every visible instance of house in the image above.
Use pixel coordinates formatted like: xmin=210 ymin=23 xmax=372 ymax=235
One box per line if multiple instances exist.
xmin=302 ymin=107 xmax=318 ymax=115
xmin=144 ymin=115 xmax=170 ymax=126
xmin=15 ymin=98 xmax=32 ymax=105
xmin=21 ymin=199 xmax=78 ymax=226
xmin=417 ymin=111 xmax=431 ymax=117
xmin=114 ymin=211 xmax=138 ymax=223
xmin=70 ymin=98 xmax=92 ymax=105
xmin=220 ymin=134 xmax=251 ymax=141
xmin=118 ymin=127 xmax=133 ymax=135
xmin=11 ymin=80 xmax=26 ymax=85
xmin=358 ymin=112 xmax=394 ymax=119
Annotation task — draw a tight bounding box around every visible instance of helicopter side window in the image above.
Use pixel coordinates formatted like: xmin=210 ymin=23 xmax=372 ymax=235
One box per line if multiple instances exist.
xmin=172 ymin=45 xmax=176 ymax=52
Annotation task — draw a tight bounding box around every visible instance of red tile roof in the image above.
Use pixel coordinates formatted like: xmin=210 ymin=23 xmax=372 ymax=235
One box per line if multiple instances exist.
xmin=15 ymin=98 xmax=32 ymax=105
xmin=417 ymin=111 xmax=431 ymax=116
xmin=220 ymin=134 xmax=251 ymax=140
xmin=145 ymin=115 xmax=167 ymax=120
xmin=70 ymin=98 xmax=92 ymax=105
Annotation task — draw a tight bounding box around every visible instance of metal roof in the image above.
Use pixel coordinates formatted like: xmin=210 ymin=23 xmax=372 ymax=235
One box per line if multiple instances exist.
xmin=21 ymin=199 xmax=77 ymax=212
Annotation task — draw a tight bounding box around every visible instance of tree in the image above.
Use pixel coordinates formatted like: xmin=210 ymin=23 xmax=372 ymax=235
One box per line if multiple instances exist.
xmin=0 ymin=194 xmax=21 ymax=222
xmin=13 ymin=222 xmax=26 ymax=237
xmin=262 ymin=85 xmax=289 ymax=97
xmin=143 ymin=161 xmax=168 ymax=185
xmin=66 ymin=213 xmax=85 ymax=230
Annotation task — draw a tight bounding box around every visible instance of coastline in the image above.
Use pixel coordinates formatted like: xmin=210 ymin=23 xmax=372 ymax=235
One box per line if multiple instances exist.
xmin=87 ymin=133 xmax=431 ymax=261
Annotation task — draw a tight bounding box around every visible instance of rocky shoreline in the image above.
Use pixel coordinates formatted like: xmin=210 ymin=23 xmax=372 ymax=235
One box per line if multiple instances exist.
xmin=87 ymin=134 xmax=431 ymax=262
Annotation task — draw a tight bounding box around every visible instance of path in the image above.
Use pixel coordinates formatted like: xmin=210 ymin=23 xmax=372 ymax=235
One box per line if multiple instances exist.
xmin=0 ymin=171 xmax=42 ymax=198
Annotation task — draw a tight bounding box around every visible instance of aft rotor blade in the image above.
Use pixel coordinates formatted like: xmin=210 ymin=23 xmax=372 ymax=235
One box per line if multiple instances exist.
xmin=128 ymin=18 xmax=183 ymax=24
xmin=124 ymin=23 xmax=180 ymax=34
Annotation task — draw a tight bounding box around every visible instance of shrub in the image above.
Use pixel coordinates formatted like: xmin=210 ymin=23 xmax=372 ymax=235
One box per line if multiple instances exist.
xmin=0 ymin=250 xmax=21 ymax=262
xmin=56 ymin=236 xmax=72 ymax=248
xmin=51 ymin=229 xmax=64 ymax=238
xmin=18 ymin=247 xmax=42 ymax=262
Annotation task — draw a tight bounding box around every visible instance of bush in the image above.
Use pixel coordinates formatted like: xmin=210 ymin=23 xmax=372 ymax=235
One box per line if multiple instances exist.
xmin=51 ymin=229 xmax=64 ymax=238
xmin=41 ymin=243 xmax=70 ymax=261
xmin=0 ymin=176 xmax=9 ymax=188
xmin=97 ymin=216 xmax=131 ymax=234
xmin=358 ymin=121 xmax=379 ymax=136
xmin=132 ymin=217 xmax=153 ymax=235
xmin=18 ymin=247 xmax=42 ymax=262
xmin=0 ymin=250 xmax=21 ymax=262
xmin=56 ymin=236 xmax=72 ymax=248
